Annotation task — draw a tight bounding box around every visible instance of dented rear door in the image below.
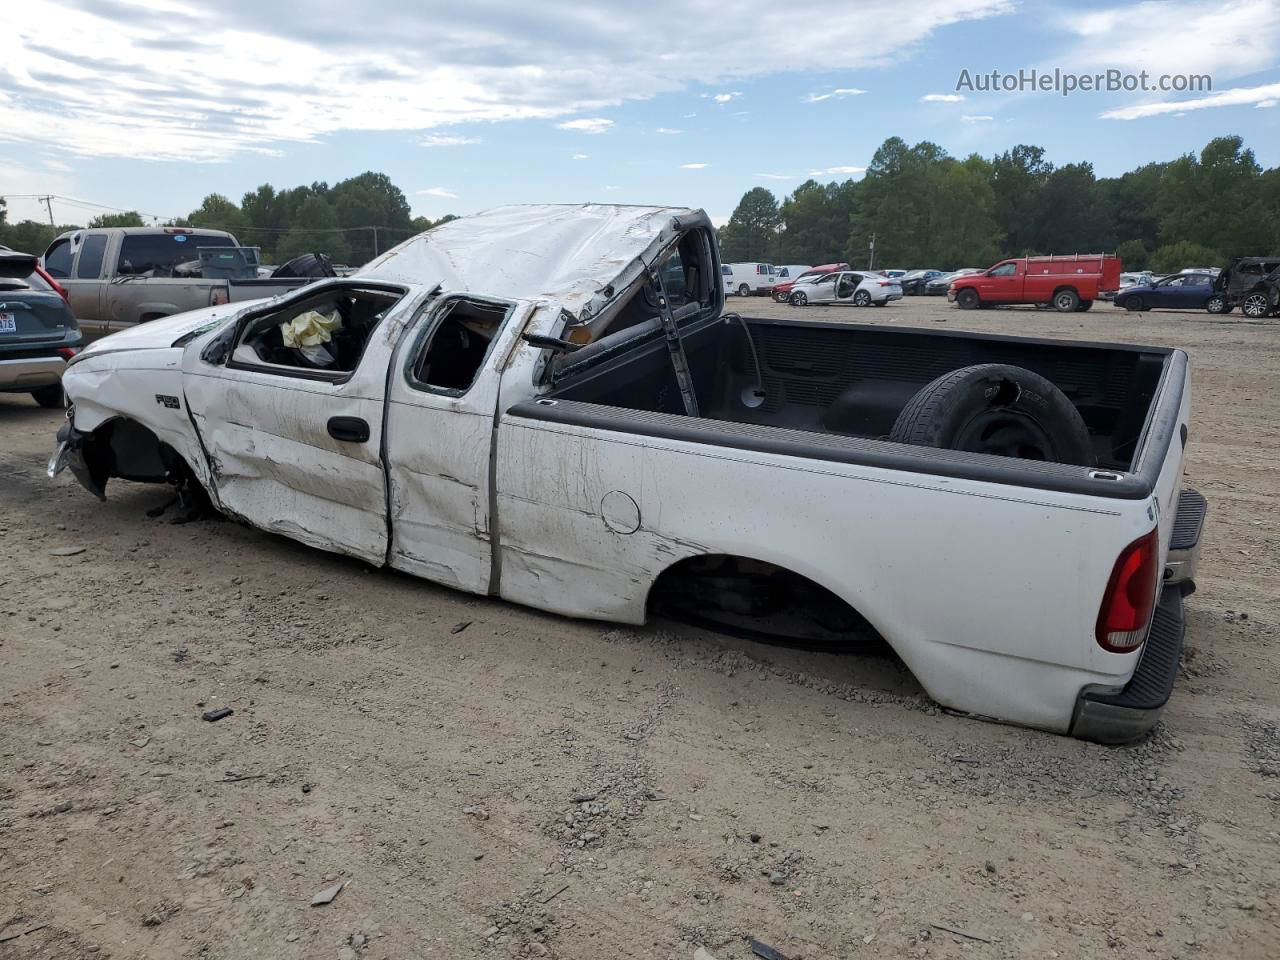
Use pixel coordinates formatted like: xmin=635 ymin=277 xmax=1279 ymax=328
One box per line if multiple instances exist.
xmin=382 ymin=295 xmax=529 ymax=594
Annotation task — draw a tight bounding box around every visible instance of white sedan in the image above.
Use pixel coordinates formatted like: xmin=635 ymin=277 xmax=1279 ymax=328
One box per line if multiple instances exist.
xmin=787 ymin=270 xmax=902 ymax=307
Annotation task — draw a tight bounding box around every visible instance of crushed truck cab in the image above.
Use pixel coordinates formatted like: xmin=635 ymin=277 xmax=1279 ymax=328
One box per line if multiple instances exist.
xmin=52 ymin=204 xmax=1205 ymax=744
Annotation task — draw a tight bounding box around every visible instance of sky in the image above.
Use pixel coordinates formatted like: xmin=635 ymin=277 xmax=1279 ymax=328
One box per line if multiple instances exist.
xmin=1 ymin=0 xmax=1278 ymax=228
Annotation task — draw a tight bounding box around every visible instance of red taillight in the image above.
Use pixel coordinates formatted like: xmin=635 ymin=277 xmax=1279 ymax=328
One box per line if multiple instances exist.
xmin=1096 ymin=529 xmax=1160 ymax=652
xmin=56 ymin=346 xmax=81 ymax=360
xmin=210 ymin=288 xmax=229 ymax=306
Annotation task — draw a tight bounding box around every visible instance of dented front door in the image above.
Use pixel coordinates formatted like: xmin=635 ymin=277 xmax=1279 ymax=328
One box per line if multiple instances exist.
xmin=381 ymin=296 xmax=526 ymax=595
xmin=180 ymin=305 xmax=402 ymax=566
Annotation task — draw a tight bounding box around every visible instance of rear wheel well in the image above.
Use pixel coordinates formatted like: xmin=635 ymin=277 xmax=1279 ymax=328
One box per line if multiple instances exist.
xmin=646 ymin=553 xmax=886 ymax=648
xmin=140 ymin=312 xmax=171 ymax=324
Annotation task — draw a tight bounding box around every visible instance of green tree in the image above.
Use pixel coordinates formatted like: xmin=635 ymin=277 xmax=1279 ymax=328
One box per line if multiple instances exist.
xmin=926 ymin=155 xmax=1003 ymax=268
xmin=0 ymin=220 xmax=81 ymax=255
xmin=1157 ymin=137 xmax=1267 ymax=258
xmin=1150 ymin=240 xmax=1221 ymax=274
xmin=1034 ymin=163 xmax=1111 ymax=253
xmin=1104 ymin=162 xmax=1165 ymax=252
xmin=330 ymin=172 xmax=414 ymax=264
xmin=186 ymin=193 xmax=249 ymax=240
xmin=1115 ymin=239 xmax=1151 ymax=271
xmin=778 ymin=179 xmax=859 ymax=264
xmin=275 ymin=194 xmax=350 ymax=264
xmin=990 ymin=145 xmax=1053 ymax=255
xmin=87 ymin=210 xmax=145 ymax=228
xmin=719 ymin=187 xmax=782 ymax=261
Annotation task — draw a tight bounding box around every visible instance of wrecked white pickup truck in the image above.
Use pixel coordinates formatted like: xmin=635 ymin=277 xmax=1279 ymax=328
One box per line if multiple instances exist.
xmin=51 ymin=204 xmax=1206 ymax=743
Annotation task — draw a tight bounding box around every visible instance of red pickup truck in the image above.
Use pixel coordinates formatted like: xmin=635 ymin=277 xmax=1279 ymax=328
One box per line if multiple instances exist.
xmin=949 ymin=254 xmax=1121 ymax=312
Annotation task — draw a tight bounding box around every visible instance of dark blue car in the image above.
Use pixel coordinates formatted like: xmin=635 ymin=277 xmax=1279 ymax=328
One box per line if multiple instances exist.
xmin=1114 ymin=272 xmax=1224 ymax=313
xmin=0 ymin=250 xmax=82 ymax=407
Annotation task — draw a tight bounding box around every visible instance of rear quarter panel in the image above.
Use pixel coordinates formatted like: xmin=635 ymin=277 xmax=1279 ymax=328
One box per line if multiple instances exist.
xmin=495 ymin=412 xmax=1159 ymax=732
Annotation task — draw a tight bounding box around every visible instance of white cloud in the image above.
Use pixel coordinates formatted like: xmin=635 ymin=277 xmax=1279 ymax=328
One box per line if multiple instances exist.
xmin=683 ymin=112 xmax=698 ymax=118
xmin=655 ymin=127 xmax=682 ymax=134
xmin=1258 ymin=99 xmax=1279 ymax=108
xmin=572 ymin=153 xmax=590 ymax=160
xmin=961 ymin=114 xmax=994 ymax=122
xmin=680 ymin=162 xmax=708 ymax=169
xmin=603 ymin=185 xmax=621 ymax=191
xmin=826 ymin=165 xmax=866 ymax=173
xmin=418 ymin=133 xmax=481 ymax=147
xmin=0 ymin=0 xmax=1014 ymax=161
xmin=1100 ymin=81 xmax=1280 ymax=119
xmin=922 ymin=93 xmax=965 ymax=102
xmin=757 ymin=173 xmax=798 ymax=180
xmin=804 ymin=87 xmax=867 ymax=102
xmin=1057 ymin=0 xmax=1279 ymax=81
xmin=416 ymin=187 xmax=457 ymax=198
xmin=556 ymin=117 xmax=614 ymax=134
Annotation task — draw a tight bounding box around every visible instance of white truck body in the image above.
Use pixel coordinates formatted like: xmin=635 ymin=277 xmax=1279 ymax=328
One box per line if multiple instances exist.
xmin=52 ymin=204 xmax=1204 ymax=743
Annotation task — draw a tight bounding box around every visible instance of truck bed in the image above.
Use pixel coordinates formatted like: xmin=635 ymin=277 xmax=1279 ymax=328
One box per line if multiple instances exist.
xmin=522 ymin=315 xmax=1184 ymax=499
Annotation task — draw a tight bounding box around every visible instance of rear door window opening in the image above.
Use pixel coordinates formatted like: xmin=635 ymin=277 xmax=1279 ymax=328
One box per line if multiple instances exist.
xmin=406 ymin=296 xmax=513 ymax=395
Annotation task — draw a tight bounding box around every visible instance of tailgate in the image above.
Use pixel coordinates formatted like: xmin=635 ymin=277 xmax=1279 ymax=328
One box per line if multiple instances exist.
xmin=1131 ymin=349 xmax=1191 ymax=567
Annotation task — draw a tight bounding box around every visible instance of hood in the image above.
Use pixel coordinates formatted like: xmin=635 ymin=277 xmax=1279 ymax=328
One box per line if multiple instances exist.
xmin=357 ymin=203 xmax=706 ymax=327
xmin=76 ymin=302 xmax=257 ymax=359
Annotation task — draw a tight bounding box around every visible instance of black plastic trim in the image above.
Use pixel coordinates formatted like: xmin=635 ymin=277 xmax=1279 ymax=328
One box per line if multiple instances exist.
xmin=1170 ymin=488 xmax=1207 ymax=551
xmin=1090 ymin=586 xmax=1184 ymax=712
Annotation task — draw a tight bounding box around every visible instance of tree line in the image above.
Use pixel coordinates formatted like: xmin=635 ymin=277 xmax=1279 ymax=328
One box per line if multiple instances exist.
xmin=4 ymin=135 xmax=1276 ymax=273
xmin=718 ymin=135 xmax=1279 ymax=273
xmin=0 ymin=172 xmax=455 ymax=266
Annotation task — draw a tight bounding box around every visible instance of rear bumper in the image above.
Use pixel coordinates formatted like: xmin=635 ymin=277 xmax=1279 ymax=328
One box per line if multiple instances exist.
xmin=1071 ymin=586 xmax=1185 ymax=744
xmin=1070 ymin=487 xmax=1207 ymax=745
xmin=0 ymin=354 xmax=65 ymax=391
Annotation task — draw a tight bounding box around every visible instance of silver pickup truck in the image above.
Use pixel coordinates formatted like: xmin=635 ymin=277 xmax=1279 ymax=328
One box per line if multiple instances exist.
xmin=41 ymin=227 xmax=314 ymax=341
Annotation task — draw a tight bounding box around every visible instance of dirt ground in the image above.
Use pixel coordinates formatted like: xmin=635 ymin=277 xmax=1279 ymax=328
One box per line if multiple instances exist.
xmin=2 ymin=295 xmax=1278 ymax=960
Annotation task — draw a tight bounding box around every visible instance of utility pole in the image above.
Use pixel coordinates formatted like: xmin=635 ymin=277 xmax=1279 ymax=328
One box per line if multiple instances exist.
xmin=40 ymin=195 xmax=55 ymax=228
xmin=868 ymin=232 xmax=876 ymax=270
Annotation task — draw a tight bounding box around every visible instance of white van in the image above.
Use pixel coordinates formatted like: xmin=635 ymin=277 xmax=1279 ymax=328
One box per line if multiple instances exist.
xmin=724 ymin=262 xmax=777 ymax=297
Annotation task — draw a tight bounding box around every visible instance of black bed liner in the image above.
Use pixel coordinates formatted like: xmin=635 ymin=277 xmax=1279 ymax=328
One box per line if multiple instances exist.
xmin=514 ymin=317 xmax=1187 ymax=501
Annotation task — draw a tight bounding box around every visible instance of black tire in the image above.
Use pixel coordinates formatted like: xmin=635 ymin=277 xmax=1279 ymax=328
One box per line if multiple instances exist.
xmin=853 ymin=290 xmax=872 ymax=306
xmin=889 ymin=363 xmax=1095 ymax=466
xmin=1205 ymin=294 xmax=1230 ymax=315
xmin=31 ymin=384 xmax=64 ymax=409
xmin=789 ymin=291 xmax=807 ymax=306
xmin=1241 ymin=293 xmax=1270 ymax=318
xmin=1052 ymin=288 xmax=1080 ymax=312
xmin=872 ymin=301 xmax=887 ymax=307
xmin=1076 ymin=300 xmax=1093 ymax=312
xmin=956 ymin=288 xmax=979 ymax=310
xmin=1124 ymin=296 xmax=1144 ymax=312
xmin=737 ymin=283 xmax=751 ymax=297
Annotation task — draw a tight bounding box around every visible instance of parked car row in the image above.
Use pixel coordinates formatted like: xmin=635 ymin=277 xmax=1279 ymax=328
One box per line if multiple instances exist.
xmin=786 ymin=269 xmax=903 ymax=307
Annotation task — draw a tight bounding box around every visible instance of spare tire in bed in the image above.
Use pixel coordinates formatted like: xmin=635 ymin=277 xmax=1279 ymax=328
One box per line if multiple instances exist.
xmin=889 ymin=363 xmax=1095 ymax=466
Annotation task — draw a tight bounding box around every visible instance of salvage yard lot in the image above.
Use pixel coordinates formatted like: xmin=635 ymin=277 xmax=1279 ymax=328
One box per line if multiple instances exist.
xmin=1 ymin=296 xmax=1278 ymax=959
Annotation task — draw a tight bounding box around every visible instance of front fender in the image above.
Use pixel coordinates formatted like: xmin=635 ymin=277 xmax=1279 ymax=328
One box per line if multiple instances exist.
xmin=60 ymin=349 xmax=213 ymax=495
